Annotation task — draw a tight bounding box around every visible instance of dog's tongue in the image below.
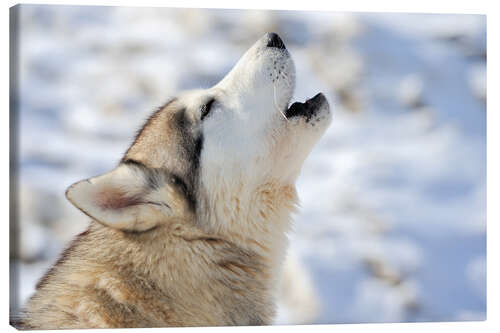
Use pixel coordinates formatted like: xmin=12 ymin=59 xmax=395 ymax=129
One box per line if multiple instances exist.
xmin=285 ymin=93 xmax=326 ymax=121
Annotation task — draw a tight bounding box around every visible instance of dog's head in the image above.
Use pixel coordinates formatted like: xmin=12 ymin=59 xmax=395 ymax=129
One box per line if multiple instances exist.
xmin=66 ymin=33 xmax=331 ymax=232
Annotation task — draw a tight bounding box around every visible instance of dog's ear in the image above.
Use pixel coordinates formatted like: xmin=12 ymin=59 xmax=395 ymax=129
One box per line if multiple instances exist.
xmin=65 ymin=163 xmax=184 ymax=232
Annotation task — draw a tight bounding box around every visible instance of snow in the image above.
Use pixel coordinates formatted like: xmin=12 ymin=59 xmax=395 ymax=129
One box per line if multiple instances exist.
xmin=11 ymin=4 xmax=486 ymax=325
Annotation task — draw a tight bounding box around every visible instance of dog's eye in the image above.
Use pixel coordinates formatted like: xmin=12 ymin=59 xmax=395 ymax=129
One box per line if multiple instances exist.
xmin=200 ymin=99 xmax=215 ymax=121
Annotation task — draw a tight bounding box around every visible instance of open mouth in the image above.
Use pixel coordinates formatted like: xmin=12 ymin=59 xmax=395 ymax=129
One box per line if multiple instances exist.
xmin=285 ymin=93 xmax=327 ymax=122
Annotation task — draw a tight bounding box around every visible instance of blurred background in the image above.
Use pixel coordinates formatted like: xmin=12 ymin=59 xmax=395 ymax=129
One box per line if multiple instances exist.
xmin=10 ymin=4 xmax=486 ymax=325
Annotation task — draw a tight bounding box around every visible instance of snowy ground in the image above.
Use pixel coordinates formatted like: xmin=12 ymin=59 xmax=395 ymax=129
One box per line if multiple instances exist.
xmin=11 ymin=5 xmax=486 ymax=325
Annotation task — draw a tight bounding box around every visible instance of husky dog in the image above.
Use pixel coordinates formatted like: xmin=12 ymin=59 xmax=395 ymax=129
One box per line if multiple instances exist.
xmin=17 ymin=33 xmax=331 ymax=329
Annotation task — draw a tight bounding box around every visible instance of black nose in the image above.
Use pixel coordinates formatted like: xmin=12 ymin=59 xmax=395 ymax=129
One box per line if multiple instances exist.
xmin=266 ymin=32 xmax=285 ymax=49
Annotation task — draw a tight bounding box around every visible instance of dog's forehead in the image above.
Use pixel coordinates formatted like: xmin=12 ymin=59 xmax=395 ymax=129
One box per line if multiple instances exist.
xmin=123 ymin=99 xmax=194 ymax=169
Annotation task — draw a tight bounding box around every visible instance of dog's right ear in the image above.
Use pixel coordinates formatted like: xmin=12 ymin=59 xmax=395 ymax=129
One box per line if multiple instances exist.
xmin=65 ymin=163 xmax=185 ymax=232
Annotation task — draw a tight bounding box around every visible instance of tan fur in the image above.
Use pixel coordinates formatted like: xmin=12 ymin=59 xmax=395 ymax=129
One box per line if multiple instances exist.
xmin=22 ymin=184 xmax=296 ymax=329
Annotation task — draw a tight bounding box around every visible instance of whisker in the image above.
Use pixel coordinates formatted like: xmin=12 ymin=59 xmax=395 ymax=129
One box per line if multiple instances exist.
xmin=273 ymin=83 xmax=289 ymax=122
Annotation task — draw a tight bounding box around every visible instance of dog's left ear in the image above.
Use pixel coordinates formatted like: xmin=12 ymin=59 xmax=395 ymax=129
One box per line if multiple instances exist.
xmin=65 ymin=163 xmax=180 ymax=232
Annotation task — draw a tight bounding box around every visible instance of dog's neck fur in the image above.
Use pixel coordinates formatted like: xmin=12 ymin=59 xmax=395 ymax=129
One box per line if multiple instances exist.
xmin=199 ymin=178 xmax=298 ymax=295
